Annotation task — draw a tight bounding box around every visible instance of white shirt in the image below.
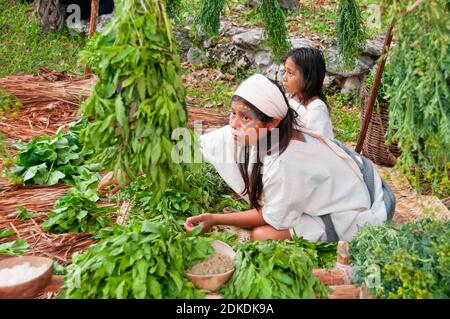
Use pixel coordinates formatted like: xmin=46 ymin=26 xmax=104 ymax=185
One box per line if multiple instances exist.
xmin=289 ymin=98 xmax=334 ymax=140
xmin=200 ymin=125 xmax=387 ymax=242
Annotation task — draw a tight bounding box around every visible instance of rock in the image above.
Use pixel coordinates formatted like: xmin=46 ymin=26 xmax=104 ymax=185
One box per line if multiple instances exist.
xmin=203 ymin=37 xmax=214 ymax=49
xmin=232 ymin=28 xmax=264 ymax=49
xmin=225 ymin=27 xmax=247 ymax=37
xmin=364 ymin=37 xmax=384 ymax=57
xmin=279 ymin=0 xmax=299 ymax=10
xmin=341 ymin=76 xmax=362 ymax=95
xmin=323 ymin=75 xmax=336 ymax=89
xmin=211 ymin=43 xmax=254 ymax=69
xmin=219 ymin=21 xmax=227 ymax=34
xmin=173 ymin=26 xmax=192 ymax=61
xmin=66 ymin=13 xmax=113 ymax=34
xmin=290 ymin=37 xmax=314 ymax=50
xmin=255 ymin=50 xmax=273 ymax=67
xmin=277 ymin=64 xmax=285 ymax=83
xmin=324 ymin=46 xmax=376 ymax=77
xmin=261 ymin=63 xmax=281 ymax=81
xmin=246 ymin=0 xmax=261 ymax=7
xmin=187 ymin=47 xmax=206 ymax=65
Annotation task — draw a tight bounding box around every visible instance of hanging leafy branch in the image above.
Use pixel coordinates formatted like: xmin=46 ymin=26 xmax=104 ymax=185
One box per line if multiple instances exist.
xmin=335 ymin=0 xmax=367 ymax=69
xmin=259 ymin=0 xmax=291 ymax=61
xmin=194 ymin=0 xmax=225 ymax=36
xmin=382 ymin=0 xmax=449 ymax=196
xmin=80 ymin=0 xmax=194 ymax=195
xmin=166 ymin=0 xmax=182 ymax=22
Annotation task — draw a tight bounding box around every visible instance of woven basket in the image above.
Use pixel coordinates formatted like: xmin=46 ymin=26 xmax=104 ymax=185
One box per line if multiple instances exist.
xmin=360 ymin=85 xmax=400 ymax=167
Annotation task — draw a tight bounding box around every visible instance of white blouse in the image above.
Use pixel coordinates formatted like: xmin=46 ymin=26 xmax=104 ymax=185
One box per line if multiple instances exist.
xmin=289 ymin=98 xmax=334 ymax=140
xmin=199 ymin=125 xmax=387 ymax=242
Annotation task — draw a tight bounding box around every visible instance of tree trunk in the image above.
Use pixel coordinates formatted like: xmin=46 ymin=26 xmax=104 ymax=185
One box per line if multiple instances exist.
xmin=32 ymin=0 xmax=66 ymax=32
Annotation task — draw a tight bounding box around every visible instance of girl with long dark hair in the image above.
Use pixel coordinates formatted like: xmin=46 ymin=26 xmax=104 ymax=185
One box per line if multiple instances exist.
xmin=282 ymin=47 xmax=334 ymax=139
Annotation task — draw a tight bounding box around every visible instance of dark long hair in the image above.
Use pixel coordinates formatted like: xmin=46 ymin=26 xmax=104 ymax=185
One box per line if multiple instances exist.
xmin=284 ymin=47 xmax=329 ymax=109
xmin=233 ymin=80 xmax=297 ymax=210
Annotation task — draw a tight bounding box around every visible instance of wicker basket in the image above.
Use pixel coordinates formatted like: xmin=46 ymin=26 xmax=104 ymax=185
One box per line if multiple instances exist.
xmin=360 ymin=85 xmax=401 ymax=167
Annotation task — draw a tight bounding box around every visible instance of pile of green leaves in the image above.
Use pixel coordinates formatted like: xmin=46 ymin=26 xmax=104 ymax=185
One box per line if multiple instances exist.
xmin=335 ymin=0 xmax=367 ymax=69
xmin=221 ymin=239 xmax=329 ymax=299
xmin=382 ymin=0 xmax=449 ymax=197
xmin=60 ymin=221 xmax=214 ymax=299
xmin=260 ymin=0 xmax=291 ymax=61
xmin=80 ymin=0 xmax=193 ymax=195
xmin=41 ymin=192 xmax=116 ymax=234
xmin=350 ymin=218 xmax=450 ymax=299
xmin=194 ymin=0 xmax=225 ymax=36
xmin=0 ymin=239 xmax=29 ymax=256
xmin=292 ymin=235 xmax=337 ymax=269
xmin=116 ymin=162 xmax=248 ymax=225
xmin=10 ymin=120 xmax=99 ymax=187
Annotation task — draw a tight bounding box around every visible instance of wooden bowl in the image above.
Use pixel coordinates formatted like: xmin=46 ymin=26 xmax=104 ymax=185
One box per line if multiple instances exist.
xmin=0 ymin=256 xmax=53 ymax=299
xmin=186 ymin=240 xmax=235 ymax=292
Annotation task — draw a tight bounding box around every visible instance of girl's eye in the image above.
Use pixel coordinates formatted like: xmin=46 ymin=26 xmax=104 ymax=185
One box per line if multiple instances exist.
xmin=242 ymin=115 xmax=250 ymax=121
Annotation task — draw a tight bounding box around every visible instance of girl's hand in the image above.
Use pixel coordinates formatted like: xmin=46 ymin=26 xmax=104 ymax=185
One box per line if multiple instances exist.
xmin=184 ymin=214 xmax=216 ymax=234
xmin=97 ymin=172 xmax=122 ymax=196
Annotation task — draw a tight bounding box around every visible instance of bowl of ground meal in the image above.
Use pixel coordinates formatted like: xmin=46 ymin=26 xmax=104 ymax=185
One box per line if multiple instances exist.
xmin=0 ymin=256 xmax=53 ymax=299
xmin=186 ymin=240 xmax=235 ymax=292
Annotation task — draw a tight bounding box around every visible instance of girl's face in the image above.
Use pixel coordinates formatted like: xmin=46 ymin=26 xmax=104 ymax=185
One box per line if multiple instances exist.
xmin=283 ymin=57 xmax=303 ymax=97
xmin=229 ymin=100 xmax=279 ymax=146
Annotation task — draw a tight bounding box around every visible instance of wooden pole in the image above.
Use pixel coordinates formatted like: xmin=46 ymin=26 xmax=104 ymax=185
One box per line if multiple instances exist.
xmin=84 ymin=0 xmax=100 ymax=78
xmin=355 ymin=23 xmax=394 ymax=154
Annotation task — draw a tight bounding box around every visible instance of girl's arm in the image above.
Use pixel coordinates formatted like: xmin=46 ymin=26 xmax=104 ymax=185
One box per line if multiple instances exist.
xmin=184 ymin=209 xmax=268 ymax=233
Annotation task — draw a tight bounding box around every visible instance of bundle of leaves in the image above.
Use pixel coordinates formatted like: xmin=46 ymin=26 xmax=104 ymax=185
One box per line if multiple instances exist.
xmin=0 ymin=239 xmax=29 ymax=256
xmin=260 ymin=0 xmax=291 ymax=61
xmin=382 ymin=0 xmax=449 ymax=196
xmin=10 ymin=120 xmax=99 ymax=187
xmin=220 ymin=239 xmax=329 ymax=299
xmin=335 ymin=0 xmax=367 ymax=69
xmin=166 ymin=0 xmax=182 ymax=21
xmin=350 ymin=218 xmax=450 ymax=299
xmin=60 ymin=221 xmax=214 ymax=299
xmin=194 ymin=0 xmax=225 ymax=36
xmin=41 ymin=192 xmax=116 ymax=234
xmin=80 ymin=0 xmax=193 ymax=195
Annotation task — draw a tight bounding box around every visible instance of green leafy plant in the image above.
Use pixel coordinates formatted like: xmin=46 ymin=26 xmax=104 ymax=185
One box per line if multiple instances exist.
xmin=382 ymin=0 xmax=449 ymax=197
xmin=350 ymin=218 xmax=450 ymax=299
xmin=260 ymin=0 xmax=291 ymax=61
xmin=41 ymin=192 xmax=116 ymax=234
xmin=0 ymin=228 xmax=14 ymax=238
xmin=11 ymin=120 xmax=97 ymax=187
xmin=221 ymin=240 xmax=329 ymax=298
xmin=60 ymin=221 xmax=214 ymax=299
xmin=80 ymin=0 xmax=193 ymax=196
xmin=0 ymin=88 xmax=21 ymax=116
xmin=194 ymin=0 xmax=225 ymax=36
xmin=336 ymin=0 xmax=367 ymax=69
xmin=0 ymin=239 xmax=29 ymax=256
xmin=166 ymin=0 xmax=182 ymax=21
xmin=14 ymin=205 xmax=35 ymax=221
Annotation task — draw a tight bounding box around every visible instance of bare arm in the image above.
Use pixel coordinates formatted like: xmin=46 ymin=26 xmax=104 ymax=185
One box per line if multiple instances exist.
xmin=184 ymin=208 xmax=268 ymax=233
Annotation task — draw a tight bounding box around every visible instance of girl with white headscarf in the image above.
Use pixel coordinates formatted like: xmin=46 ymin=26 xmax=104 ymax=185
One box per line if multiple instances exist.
xmin=184 ymin=74 xmax=394 ymax=242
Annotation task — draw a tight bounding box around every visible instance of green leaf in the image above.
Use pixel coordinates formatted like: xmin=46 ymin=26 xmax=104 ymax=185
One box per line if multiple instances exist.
xmin=47 ymin=170 xmax=66 ymax=185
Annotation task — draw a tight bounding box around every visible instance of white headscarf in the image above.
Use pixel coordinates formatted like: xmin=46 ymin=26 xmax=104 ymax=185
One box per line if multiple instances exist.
xmin=233 ymin=74 xmax=288 ymax=119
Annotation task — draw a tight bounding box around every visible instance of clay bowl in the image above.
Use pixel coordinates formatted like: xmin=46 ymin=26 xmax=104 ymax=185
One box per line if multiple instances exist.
xmin=0 ymin=256 xmax=53 ymax=299
xmin=186 ymin=240 xmax=236 ymax=292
